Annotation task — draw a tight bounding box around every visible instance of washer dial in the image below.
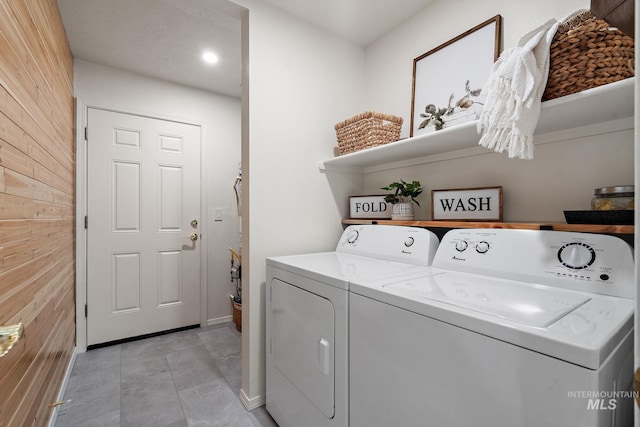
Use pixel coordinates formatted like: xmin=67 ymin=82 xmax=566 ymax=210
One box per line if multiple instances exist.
xmin=346 ymin=230 xmax=359 ymax=244
xmin=558 ymin=242 xmax=596 ymax=269
xmin=475 ymin=241 xmax=490 ymax=254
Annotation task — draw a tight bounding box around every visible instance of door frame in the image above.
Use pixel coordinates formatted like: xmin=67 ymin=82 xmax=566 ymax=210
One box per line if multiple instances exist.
xmin=75 ymin=99 xmax=209 ymax=352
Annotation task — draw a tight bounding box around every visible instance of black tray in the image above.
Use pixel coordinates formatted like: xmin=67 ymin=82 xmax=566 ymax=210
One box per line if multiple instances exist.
xmin=564 ymin=210 xmax=634 ymax=225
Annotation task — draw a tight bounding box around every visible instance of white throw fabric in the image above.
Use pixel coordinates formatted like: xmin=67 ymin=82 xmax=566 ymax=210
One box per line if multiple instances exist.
xmin=478 ymin=16 xmax=570 ymax=159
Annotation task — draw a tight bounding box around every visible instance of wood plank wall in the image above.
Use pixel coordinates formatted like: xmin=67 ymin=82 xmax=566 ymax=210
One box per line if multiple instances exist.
xmin=0 ymin=0 xmax=75 ymax=425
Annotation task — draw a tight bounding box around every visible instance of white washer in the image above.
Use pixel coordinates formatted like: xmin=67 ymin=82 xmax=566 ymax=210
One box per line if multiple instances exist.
xmin=350 ymin=228 xmax=634 ymax=427
xmin=265 ymin=225 xmax=440 ymax=427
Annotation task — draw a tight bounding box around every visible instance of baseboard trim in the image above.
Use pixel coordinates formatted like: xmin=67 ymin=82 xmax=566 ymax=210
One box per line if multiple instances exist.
xmin=48 ymin=347 xmax=78 ymax=427
xmin=207 ymin=315 xmax=233 ymax=326
xmin=239 ymin=388 xmax=265 ymax=411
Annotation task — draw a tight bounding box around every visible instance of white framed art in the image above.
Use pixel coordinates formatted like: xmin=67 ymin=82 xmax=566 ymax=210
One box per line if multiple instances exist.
xmin=410 ymin=15 xmax=501 ymax=137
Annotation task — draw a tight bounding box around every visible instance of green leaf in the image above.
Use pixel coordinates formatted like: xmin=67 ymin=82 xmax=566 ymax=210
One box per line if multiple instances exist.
xmin=382 ymin=180 xmax=423 ymax=206
xmin=457 ymin=97 xmax=473 ymax=109
xmin=383 ymin=194 xmax=397 ymax=204
xmin=465 ymin=80 xmax=482 ymax=97
xmin=418 ymin=118 xmax=431 ymax=129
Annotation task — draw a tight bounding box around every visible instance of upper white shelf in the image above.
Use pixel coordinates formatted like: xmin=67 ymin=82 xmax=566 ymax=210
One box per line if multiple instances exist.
xmin=319 ymin=78 xmax=635 ymax=173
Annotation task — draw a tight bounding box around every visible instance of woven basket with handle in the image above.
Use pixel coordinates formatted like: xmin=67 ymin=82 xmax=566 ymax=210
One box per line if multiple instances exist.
xmin=334 ymin=111 xmax=403 ymax=155
xmin=542 ymin=11 xmax=634 ymax=101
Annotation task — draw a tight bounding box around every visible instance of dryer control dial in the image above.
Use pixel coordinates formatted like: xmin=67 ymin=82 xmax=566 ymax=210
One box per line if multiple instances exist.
xmin=346 ymin=230 xmax=359 ymax=244
xmin=455 ymin=240 xmax=468 ymax=252
xmin=558 ymin=242 xmax=595 ymax=269
xmin=404 ymin=237 xmax=415 ymax=247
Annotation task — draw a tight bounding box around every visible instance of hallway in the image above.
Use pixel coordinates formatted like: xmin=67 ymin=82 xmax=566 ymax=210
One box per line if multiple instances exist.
xmin=54 ymin=323 xmax=277 ymax=426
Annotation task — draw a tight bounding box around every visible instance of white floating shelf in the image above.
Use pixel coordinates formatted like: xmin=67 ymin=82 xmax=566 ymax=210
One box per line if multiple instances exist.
xmin=319 ymin=78 xmax=635 ymax=173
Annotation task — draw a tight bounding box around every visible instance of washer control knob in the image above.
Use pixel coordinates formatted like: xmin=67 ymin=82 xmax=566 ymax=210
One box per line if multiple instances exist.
xmin=346 ymin=230 xmax=359 ymax=244
xmin=558 ymin=242 xmax=595 ymax=269
xmin=475 ymin=241 xmax=490 ymax=254
xmin=404 ymin=237 xmax=415 ymax=247
xmin=455 ymin=240 xmax=468 ymax=252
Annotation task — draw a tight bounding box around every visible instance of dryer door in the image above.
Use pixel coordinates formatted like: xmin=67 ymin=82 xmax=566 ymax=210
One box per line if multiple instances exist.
xmin=271 ymin=278 xmax=335 ymax=418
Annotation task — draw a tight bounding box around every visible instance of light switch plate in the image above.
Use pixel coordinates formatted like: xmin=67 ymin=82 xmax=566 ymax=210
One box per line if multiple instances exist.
xmin=214 ymin=208 xmax=223 ymax=221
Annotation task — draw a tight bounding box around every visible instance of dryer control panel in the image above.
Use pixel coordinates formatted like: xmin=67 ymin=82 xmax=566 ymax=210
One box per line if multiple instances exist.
xmin=336 ymin=225 xmax=439 ymax=267
xmin=433 ymin=229 xmax=633 ymax=299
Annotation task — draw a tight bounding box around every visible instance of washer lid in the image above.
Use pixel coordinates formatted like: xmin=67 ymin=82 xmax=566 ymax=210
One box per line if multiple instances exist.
xmin=383 ymin=272 xmax=590 ymax=327
xmin=353 ymin=269 xmax=633 ymax=369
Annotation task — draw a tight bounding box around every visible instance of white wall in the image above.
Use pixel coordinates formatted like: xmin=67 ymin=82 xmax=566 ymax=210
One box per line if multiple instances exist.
xmin=231 ymin=0 xmax=366 ymax=406
xmin=74 ymin=59 xmax=241 ymax=327
xmin=361 ymin=0 xmax=633 ymax=223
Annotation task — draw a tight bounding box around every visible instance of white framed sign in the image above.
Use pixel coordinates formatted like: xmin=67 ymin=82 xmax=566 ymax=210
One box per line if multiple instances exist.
xmin=349 ymin=195 xmax=392 ymax=219
xmin=431 ymin=186 xmax=502 ymax=221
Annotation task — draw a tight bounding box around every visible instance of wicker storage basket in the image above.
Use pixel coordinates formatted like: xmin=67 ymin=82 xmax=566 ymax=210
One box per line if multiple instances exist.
xmin=334 ymin=111 xmax=403 ymax=155
xmin=543 ymin=10 xmax=634 ymax=101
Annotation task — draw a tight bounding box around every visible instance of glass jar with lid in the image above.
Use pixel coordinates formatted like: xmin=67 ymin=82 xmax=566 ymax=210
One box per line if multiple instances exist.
xmin=591 ymin=185 xmax=634 ymax=210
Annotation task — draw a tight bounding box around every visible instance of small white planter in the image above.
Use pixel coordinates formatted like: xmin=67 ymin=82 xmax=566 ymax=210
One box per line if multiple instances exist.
xmin=391 ymin=203 xmax=415 ymax=221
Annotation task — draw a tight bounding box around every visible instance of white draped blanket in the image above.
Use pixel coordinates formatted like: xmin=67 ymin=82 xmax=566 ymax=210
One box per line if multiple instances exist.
xmin=477 ymin=12 xmax=583 ymax=159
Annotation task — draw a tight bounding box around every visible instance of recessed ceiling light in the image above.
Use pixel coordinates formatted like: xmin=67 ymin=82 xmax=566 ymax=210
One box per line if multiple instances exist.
xmin=202 ymin=51 xmax=219 ymax=64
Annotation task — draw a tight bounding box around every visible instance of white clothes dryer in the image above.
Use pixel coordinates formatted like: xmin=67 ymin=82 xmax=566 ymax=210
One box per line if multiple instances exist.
xmin=349 ymin=228 xmax=634 ymax=427
xmin=265 ymin=225 xmax=440 ymax=427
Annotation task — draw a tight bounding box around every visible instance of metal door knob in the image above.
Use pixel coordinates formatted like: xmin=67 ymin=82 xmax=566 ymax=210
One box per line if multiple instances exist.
xmin=187 ymin=233 xmax=198 ymax=241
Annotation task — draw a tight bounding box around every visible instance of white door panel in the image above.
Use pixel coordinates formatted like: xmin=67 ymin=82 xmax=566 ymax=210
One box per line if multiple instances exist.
xmin=87 ymin=108 xmax=201 ymax=346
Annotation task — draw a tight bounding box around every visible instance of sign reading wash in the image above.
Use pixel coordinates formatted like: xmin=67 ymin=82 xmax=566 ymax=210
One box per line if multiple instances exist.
xmin=432 ymin=186 xmax=502 ymax=221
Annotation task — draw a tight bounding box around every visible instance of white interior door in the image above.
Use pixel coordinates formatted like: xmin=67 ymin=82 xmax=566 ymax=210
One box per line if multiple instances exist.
xmin=87 ymin=108 xmax=201 ymax=346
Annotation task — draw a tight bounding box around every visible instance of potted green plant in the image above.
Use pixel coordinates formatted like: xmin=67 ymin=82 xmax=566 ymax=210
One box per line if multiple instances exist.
xmin=381 ymin=180 xmax=423 ymax=220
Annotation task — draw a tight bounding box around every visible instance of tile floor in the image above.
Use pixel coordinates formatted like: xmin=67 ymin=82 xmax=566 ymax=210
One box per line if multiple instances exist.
xmin=54 ymin=323 xmax=278 ymax=427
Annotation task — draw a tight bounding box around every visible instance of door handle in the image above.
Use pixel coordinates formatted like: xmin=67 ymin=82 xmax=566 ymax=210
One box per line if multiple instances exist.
xmin=0 ymin=323 xmax=24 ymax=357
xmin=186 ymin=233 xmax=198 ymax=241
xmin=316 ymin=338 xmax=330 ymax=376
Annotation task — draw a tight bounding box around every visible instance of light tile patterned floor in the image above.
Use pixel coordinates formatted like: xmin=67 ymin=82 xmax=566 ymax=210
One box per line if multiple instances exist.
xmin=54 ymin=323 xmax=278 ymax=427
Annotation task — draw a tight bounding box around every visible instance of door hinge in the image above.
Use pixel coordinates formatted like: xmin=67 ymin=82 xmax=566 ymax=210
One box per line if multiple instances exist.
xmin=84 ymin=304 xmax=88 ymax=317
xmin=84 ymin=127 xmax=88 ymax=141
xmin=84 ymin=216 xmax=88 ymax=229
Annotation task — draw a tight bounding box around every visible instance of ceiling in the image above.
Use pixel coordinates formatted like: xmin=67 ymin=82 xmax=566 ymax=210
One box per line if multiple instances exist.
xmin=260 ymin=0 xmax=431 ymax=46
xmin=57 ymin=0 xmax=431 ymax=98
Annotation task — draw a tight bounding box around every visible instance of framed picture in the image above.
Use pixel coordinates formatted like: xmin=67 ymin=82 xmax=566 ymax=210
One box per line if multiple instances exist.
xmin=410 ymin=15 xmax=501 ymax=137
xmin=431 ymin=186 xmax=503 ymax=221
